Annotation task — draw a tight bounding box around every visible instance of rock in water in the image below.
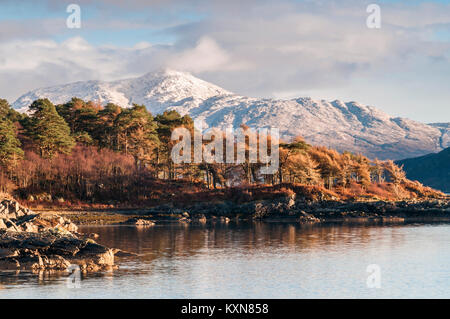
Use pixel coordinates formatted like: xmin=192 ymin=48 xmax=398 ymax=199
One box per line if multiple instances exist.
xmin=122 ymin=218 xmax=155 ymax=226
xmin=0 ymin=197 xmax=117 ymax=272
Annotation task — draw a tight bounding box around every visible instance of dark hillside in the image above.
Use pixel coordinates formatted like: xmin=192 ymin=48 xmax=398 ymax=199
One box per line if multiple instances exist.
xmin=397 ymin=147 xmax=450 ymax=193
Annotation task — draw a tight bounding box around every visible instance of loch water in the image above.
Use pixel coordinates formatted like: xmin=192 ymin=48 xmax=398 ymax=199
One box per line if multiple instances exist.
xmin=0 ymin=221 xmax=449 ymax=298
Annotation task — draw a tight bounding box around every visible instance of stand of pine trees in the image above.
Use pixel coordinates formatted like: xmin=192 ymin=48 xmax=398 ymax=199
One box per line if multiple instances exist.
xmin=0 ymin=97 xmax=442 ymax=206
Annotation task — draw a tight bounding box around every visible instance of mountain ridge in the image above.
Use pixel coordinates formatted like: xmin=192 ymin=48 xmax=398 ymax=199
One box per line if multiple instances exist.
xmin=11 ymin=69 xmax=450 ymax=160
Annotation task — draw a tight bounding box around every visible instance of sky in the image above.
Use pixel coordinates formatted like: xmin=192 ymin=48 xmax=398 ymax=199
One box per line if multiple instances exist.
xmin=0 ymin=0 xmax=449 ymax=123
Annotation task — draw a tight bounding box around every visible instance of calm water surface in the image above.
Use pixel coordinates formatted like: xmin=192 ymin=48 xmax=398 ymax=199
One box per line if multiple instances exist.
xmin=0 ymin=222 xmax=449 ymax=298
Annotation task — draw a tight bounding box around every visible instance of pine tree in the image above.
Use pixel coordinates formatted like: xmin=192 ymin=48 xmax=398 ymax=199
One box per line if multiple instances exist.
xmin=155 ymin=110 xmax=194 ymax=179
xmin=27 ymin=99 xmax=75 ymax=158
xmin=56 ymin=97 xmax=86 ymax=132
xmin=56 ymin=98 xmax=103 ymax=146
xmin=115 ymin=104 xmax=159 ymax=169
xmin=96 ymin=103 xmax=122 ymax=150
xmin=0 ymin=99 xmax=10 ymax=118
xmin=0 ymin=109 xmax=23 ymax=168
xmin=0 ymin=99 xmax=22 ymax=122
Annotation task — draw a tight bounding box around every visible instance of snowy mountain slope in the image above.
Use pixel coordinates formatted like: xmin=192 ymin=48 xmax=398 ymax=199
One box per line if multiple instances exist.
xmin=12 ymin=69 xmax=449 ymax=160
xmin=428 ymin=123 xmax=450 ymax=150
xmin=13 ymin=69 xmax=231 ymax=115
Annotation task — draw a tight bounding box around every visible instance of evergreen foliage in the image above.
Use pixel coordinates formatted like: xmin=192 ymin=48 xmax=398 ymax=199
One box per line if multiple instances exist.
xmin=0 ymin=100 xmax=23 ymax=167
xmin=27 ymin=99 xmax=75 ymax=158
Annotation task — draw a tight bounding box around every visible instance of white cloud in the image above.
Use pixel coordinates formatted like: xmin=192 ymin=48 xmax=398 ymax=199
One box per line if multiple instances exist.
xmin=0 ymin=0 xmax=449 ymax=122
xmin=0 ymin=37 xmax=125 ymax=75
xmin=0 ymin=35 xmax=247 ymax=101
xmin=166 ymin=37 xmax=249 ymax=72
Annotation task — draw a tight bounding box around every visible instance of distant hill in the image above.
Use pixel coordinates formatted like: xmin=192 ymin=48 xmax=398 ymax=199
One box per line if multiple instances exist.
xmin=396 ymin=147 xmax=450 ymax=193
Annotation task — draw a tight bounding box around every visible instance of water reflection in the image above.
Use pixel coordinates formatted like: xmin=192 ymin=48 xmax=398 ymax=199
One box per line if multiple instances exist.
xmin=0 ymin=221 xmax=449 ymax=298
xmin=81 ymin=222 xmax=412 ymax=259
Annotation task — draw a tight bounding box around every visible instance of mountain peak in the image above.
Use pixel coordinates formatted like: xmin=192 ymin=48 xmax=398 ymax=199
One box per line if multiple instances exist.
xmin=12 ymin=69 xmax=232 ymax=114
xmin=136 ymin=68 xmax=232 ymax=97
xmin=136 ymin=68 xmax=189 ymax=81
xmin=140 ymin=68 xmax=191 ymax=78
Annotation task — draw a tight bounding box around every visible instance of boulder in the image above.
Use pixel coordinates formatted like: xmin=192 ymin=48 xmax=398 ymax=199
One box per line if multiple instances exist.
xmin=0 ymin=198 xmax=117 ymax=272
xmin=0 ymin=230 xmax=117 ymax=271
xmin=69 ymin=242 xmax=115 ymax=271
xmin=22 ymin=222 xmax=39 ymax=233
xmin=192 ymin=214 xmax=207 ymax=223
xmin=134 ymin=219 xmax=155 ymax=226
xmin=298 ymin=211 xmax=321 ymax=223
xmin=123 ymin=218 xmax=155 ymax=226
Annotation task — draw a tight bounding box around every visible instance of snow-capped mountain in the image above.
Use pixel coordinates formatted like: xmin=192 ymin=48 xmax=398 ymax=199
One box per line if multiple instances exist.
xmin=12 ymin=69 xmax=449 ymax=160
xmin=13 ymin=69 xmax=231 ymax=115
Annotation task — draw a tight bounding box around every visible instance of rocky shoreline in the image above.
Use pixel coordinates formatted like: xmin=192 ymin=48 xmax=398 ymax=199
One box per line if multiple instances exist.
xmin=0 ymin=198 xmax=118 ymax=272
xmin=41 ymin=195 xmax=450 ymax=226
xmin=136 ymin=195 xmax=450 ymax=224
